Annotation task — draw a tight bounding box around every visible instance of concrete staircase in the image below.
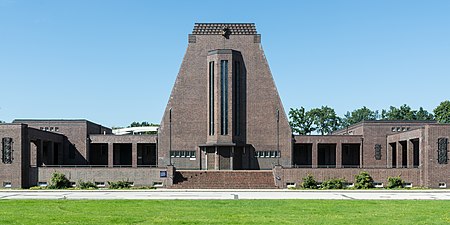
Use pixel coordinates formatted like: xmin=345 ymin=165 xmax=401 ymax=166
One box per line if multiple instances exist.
xmin=170 ymin=170 xmax=278 ymax=189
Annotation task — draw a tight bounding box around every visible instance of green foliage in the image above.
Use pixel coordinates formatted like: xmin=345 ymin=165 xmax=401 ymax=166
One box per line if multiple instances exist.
xmin=354 ymin=171 xmax=374 ymax=189
xmin=48 ymin=172 xmax=71 ymax=189
xmin=310 ymin=106 xmax=341 ymax=135
xmin=289 ymin=107 xmax=316 ymax=135
xmin=108 ymin=180 xmax=133 ymax=189
xmin=78 ymin=180 xmax=98 ymax=189
xmin=320 ymin=178 xmax=346 ymax=189
xmin=381 ymin=104 xmax=434 ymax=121
xmin=289 ymin=106 xmax=340 ymax=135
xmin=387 ymin=176 xmax=404 ymax=189
xmin=128 ymin=121 xmax=159 ymax=134
xmin=341 ymin=106 xmax=379 ymax=128
xmin=434 ymin=100 xmax=450 ymax=123
xmin=301 ymin=174 xmax=318 ymax=189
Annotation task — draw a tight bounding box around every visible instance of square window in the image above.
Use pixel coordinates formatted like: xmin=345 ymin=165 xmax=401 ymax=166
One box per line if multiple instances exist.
xmin=38 ymin=182 xmax=48 ymax=187
xmin=180 ymin=151 xmax=185 ymax=157
xmin=95 ymin=182 xmax=105 ymax=187
xmin=439 ymin=182 xmax=446 ymax=188
xmin=55 ymin=127 xmax=59 ymax=132
xmin=191 ymin=151 xmax=196 ymax=158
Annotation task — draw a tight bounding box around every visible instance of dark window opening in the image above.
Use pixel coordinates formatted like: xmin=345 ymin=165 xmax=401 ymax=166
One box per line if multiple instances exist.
xmin=138 ymin=143 xmax=157 ymax=166
xmin=342 ymin=144 xmax=360 ymax=168
xmin=390 ymin=143 xmax=397 ymax=168
xmin=293 ymin=144 xmax=312 ymax=167
xmin=113 ymin=143 xmax=132 ymax=166
xmin=411 ymin=139 xmax=420 ymax=168
xmin=318 ymin=144 xmax=336 ymax=168
xmin=234 ymin=60 xmax=240 ymax=136
xmin=89 ymin=143 xmax=108 ymax=165
xmin=220 ymin=60 xmax=228 ymax=135
xmin=400 ymin=141 xmax=407 ymax=168
xmin=209 ymin=61 xmax=214 ymax=135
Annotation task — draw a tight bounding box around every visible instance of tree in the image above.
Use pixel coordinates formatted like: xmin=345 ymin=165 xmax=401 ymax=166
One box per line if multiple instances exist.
xmin=434 ymin=100 xmax=450 ymax=123
xmin=381 ymin=105 xmax=415 ymax=120
xmin=381 ymin=104 xmax=433 ymax=121
xmin=311 ymin=106 xmax=340 ymax=135
xmin=289 ymin=107 xmax=316 ymax=135
xmin=341 ymin=106 xmax=379 ymax=128
xmin=415 ymin=107 xmax=434 ymax=120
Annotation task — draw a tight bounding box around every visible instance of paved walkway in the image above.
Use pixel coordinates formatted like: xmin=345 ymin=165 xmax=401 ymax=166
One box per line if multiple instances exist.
xmin=1 ymin=190 xmax=449 ymax=200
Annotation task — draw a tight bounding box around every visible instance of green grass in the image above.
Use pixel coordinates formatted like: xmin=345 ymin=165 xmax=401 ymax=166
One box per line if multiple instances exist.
xmin=0 ymin=200 xmax=449 ymax=224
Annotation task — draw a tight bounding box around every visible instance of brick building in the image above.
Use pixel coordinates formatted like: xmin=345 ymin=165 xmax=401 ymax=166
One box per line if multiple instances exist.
xmin=0 ymin=23 xmax=448 ymax=189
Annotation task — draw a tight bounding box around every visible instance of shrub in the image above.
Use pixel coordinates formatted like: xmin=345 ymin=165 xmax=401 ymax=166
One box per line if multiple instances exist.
xmin=78 ymin=180 xmax=97 ymax=189
xmin=301 ymin=174 xmax=318 ymax=189
xmin=387 ymin=176 xmax=404 ymax=189
xmin=48 ymin=172 xmax=71 ymax=189
xmin=321 ymin=178 xmax=346 ymax=189
xmin=354 ymin=171 xmax=374 ymax=189
xmin=108 ymin=180 xmax=133 ymax=189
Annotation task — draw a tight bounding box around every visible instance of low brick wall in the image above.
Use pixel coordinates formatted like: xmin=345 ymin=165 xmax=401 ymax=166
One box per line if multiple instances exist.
xmin=275 ymin=168 xmax=421 ymax=188
xmin=35 ymin=166 xmax=172 ymax=187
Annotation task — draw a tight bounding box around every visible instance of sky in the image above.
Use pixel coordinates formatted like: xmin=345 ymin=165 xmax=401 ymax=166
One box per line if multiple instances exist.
xmin=0 ymin=0 xmax=449 ymax=127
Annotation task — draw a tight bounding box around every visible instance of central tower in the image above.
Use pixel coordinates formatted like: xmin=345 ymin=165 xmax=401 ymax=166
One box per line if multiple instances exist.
xmin=158 ymin=23 xmax=291 ymax=170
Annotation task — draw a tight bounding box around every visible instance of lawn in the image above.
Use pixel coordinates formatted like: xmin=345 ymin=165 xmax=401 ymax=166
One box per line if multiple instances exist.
xmin=0 ymin=199 xmax=449 ymax=224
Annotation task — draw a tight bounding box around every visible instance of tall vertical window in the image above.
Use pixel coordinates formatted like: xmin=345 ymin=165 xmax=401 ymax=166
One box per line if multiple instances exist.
xmin=234 ymin=61 xmax=240 ymax=136
xmin=209 ymin=61 xmax=214 ymax=135
xmin=221 ymin=60 xmax=228 ymax=135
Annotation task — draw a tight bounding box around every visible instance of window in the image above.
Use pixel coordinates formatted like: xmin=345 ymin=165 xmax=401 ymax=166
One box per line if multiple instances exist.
xmin=404 ymin=182 xmax=413 ymax=188
xmin=209 ymin=61 xmax=214 ymax=135
xmin=255 ymin=151 xmax=281 ymax=158
xmin=439 ymin=182 xmax=446 ymax=188
xmin=95 ymin=182 xmax=105 ymax=187
xmin=38 ymin=182 xmax=48 ymax=187
xmin=170 ymin=151 xmax=196 ymax=158
xmin=234 ymin=60 xmax=241 ymax=136
xmin=373 ymin=182 xmax=384 ymax=188
xmin=3 ymin=182 xmax=11 ymax=188
xmin=220 ymin=60 xmax=228 ymax=135
xmin=55 ymin=127 xmax=59 ymax=132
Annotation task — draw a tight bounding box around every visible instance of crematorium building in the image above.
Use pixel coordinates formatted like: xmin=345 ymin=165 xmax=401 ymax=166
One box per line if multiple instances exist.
xmin=1 ymin=23 xmax=448 ymax=189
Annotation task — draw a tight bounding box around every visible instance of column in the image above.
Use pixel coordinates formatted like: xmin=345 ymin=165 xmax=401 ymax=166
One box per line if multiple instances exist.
xmin=396 ymin=142 xmax=403 ymax=168
xmin=311 ymin=142 xmax=318 ymax=168
xmin=132 ymin=143 xmax=138 ymax=168
xmin=38 ymin=139 xmax=44 ymax=166
xmin=108 ymin=143 xmax=114 ymax=167
xmin=387 ymin=143 xmax=392 ymax=168
xmin=214 ymin=146 xmax=219 ymax=170
xmin=30 ymin=141 xmax=37 ymax=167
xmin=230 ymin=147 xmax=234 ymax=170
xmin=359 ymin=139 xmax=364 ymax=168
xmin=336 ymin=142 xmax=342 ymax=168
xmin=407 ymin=140 xmax=414 ymax=168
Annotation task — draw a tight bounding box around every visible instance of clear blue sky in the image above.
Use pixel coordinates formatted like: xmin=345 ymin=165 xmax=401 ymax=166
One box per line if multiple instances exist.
xmin=1 ymin=0 xmax=449 ymax=127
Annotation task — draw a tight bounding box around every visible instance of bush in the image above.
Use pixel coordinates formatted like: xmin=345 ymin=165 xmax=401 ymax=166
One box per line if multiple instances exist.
xmin=301 ymin=174 xmax=318 ymax=189
xmin=48 ymin=172 xmax=71 ymax=189
xmin=321 ymin=178 xmax=346 ymax=189
xmin=387 ymin=176 xmax=404 ymax=189
xmin=108 ymin=180 xmax=133 ymax=189
xmin=354 ymin=171 xmax=374 ymax=189
xmin=78 ymin=180 xmax=97 ymax=190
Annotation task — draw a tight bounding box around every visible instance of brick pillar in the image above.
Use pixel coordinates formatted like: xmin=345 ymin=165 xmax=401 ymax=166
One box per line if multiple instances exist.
xmin=387 ymin=143 xmax=392 ymax=168
xmin=214 ymin=146 xmax=219 ymax=170
xmin=407 ymin=140 xmax=414 ymax=168
xmin=311 ymin=142 xmax=318 ymax=168
xmin=108 ymin=143 xmax=114 ymax=168
xmin=30 ymin=141 xmax=37 ymax=167
xmin=132 ymin=143 xmax=137 ymax=168
xmin=336 ymin=142 xmax=342 ymax=168
xmin=38 ymin=139 xmax=44 ymax=166
xmin=396 ymin=142 xmax=402 ymax=168
xmin=230 ymin=147 xmax=234 ymax=170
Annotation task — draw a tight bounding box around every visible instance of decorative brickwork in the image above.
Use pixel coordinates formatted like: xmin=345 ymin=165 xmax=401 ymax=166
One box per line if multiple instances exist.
xmin=192 ymin=23 xmax=257 ymax=35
